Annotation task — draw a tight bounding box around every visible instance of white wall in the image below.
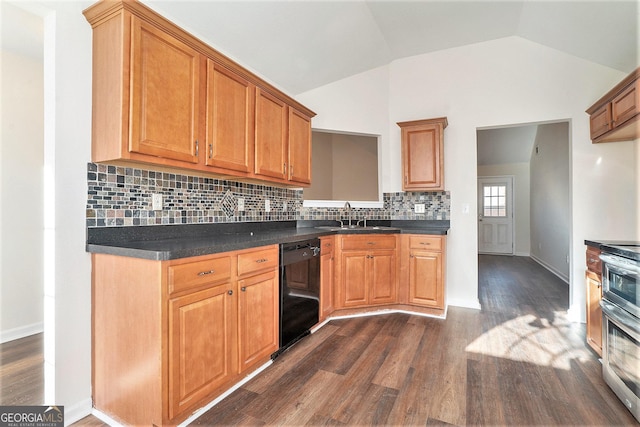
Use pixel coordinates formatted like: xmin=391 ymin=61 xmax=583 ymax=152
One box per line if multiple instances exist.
xmin=8 ymin=0 xmax=94 ymax=422
xmin=530 ymin=122 xmax=570 ymax=282
xmin=477 ymin=163 xmax=531 ymax=256
xmin=298 ymin=36 xmax=638 ymax=315
xmin=0 ymin=49 xmax=45 ymax=342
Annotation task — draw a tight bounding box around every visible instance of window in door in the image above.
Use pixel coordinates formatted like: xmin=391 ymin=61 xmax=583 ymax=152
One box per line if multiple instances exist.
xmin=483 ymin=185 xmax=507 ymax=217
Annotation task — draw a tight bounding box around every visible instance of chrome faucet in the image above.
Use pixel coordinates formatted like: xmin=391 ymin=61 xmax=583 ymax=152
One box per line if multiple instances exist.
xmin=344 ymin=201 xmax=352 ymax=227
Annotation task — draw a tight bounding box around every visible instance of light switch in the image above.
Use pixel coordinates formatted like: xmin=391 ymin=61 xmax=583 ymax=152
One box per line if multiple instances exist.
xmin=414 ymin=203 xmax=425 ymax=213
xmin=237 ymin=198 xmax=245 ymax=211
xmin=265 ymin=199 xmax=271 ymax=212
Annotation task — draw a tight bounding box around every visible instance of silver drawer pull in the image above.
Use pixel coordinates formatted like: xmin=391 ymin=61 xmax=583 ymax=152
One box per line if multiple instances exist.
xmin=256 ymin=258 xmax=268 ymax=263
xmin=241 ymin=286 xmax=246 ymax=292
xmin=198 ymin=270 xmax=215 ymax=276
xmin=420 ymin=242 xmax=431 ymax=245
xmin=367 ymin=242 xmax=376 ymax=245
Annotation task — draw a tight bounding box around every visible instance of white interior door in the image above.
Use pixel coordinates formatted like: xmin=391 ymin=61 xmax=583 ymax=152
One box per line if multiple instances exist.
xmin=478 ymin=176 xmax=514 ymax=255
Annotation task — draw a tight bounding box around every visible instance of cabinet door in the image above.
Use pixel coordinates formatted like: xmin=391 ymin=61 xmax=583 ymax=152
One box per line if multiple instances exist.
xmin=255 ymin=88 xmax=287 ymax=180
xmin=206 ymin=61 xmax=254 ymax=173
xmin=401 ymin=123 xmax=443 ymax=190
xmin=341 ymin=251 xmax=368 ymax=307
xmin=168 ymin=284 xmax=236 ymax=419
xmin=408 ymin=250 xmax=443 ymax=309
xmin=369 ymin=250 xmax=397 ymax=305
xmin=320 ymin=252 xmax=334 ymax=321
xmin=238 ymin=270 xmax=279 ymax=372
xmin=612 ymin=79 xmax=639 ymax=128
xmin=288 ymin=108 xmax=312 ymax=185
xmin=130 ymin=17 xmax=201 ymax=163
xmin=589 ymin=103 xmax=613 ymax=140
xmin=586 ymin=272 xmax=603 ymax=355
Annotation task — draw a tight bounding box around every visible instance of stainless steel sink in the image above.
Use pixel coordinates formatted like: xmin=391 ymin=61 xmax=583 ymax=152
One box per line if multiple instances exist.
xmin=315 ymin=225 xmax=397 ymax=232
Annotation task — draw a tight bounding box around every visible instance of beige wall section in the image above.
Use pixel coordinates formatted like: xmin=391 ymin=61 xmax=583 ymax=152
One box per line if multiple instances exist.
xmin=332 ymin=134 xmax=378 ymax=201
xmin=0 ymin=48 xmax=44 ymax=342
xmin=308 ymin=132 xmax=333 ymax=200
xmin=305 ymin=132 xmax=378 ymax=201
xmin=477 ymin=163 xmax=531 ymax=256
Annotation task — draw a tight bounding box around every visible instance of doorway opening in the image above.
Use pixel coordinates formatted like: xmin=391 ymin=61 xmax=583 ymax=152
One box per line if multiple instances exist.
xmin=476 ymin=121 xmax=571 ymax=284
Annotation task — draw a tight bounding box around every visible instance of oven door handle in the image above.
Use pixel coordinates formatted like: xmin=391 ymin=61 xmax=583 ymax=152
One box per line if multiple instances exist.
xmin=599 ymin=254 xmax=640 ymax=275
xmin=601 ymin=299 xmax=640 ymax=337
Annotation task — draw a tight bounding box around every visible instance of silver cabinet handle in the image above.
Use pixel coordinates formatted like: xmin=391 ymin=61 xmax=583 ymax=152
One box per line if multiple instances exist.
xmin=209 ymin=143 xmax=213 ymax=159
xmin=227 ymin=290 xmax=233 ymax=295
xmin=241 ymin=287 xmax=246 ymax=292
xmin=256 ymin=258 xmax=268 ymax=263
xmin=195 ymin=140 xmax=199 ymax=157
xmin=198 ymin=270 xmax=215 ymax=276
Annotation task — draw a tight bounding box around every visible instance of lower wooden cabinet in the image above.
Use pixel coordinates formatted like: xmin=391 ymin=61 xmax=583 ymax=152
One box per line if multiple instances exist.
xmin=405 ymin=235 xmax=445 ymax=309
xmin=336 ymin=235 xmax=398 ymax=309
xmin=168 ymin=284 xmax=237 ymax=419
xmin=92 ymin=245 xmax=279 ymax=426
xmin=329 ymin=233 xmax=447 ymax=314
xmin=237 ymin=270 xmax=279 ymax=372
xmin=585 ymin=246 xmax=602 ymax=355
xmin=319 ymin=236 xmax=335 ymax=321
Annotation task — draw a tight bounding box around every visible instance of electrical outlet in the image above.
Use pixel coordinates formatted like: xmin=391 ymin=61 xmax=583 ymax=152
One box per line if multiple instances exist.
xmin=282 ymin=201 xmax=287 ymax=212
xmin=414 ymin=203 xmax=425 ymax=213
xmin=265 ymin=199 xmax=271 ymax=212
xmin=237 ymin=198 xmax=245 ymax=211
xmin=151 ymin=193 xmax=163 ymax=211
xmin=462 ymin=203 xmax=470 ymax=214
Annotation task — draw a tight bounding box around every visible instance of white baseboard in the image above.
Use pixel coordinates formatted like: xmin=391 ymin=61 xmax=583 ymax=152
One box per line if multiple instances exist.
xmin=0 ymin=322 xmax=44 ymax=344
xmin=530 ymin=254 xmax=569 ymax=284
xmin=447 ymin=298 xmax=481 ymax=310
xmin=514 ymin=251 xmax=530 ymax=257
xmin=63 ymin=397 xmax=93 ymax=426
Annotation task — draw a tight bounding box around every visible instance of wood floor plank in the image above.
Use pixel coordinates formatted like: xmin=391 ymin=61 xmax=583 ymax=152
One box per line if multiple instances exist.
xmin=371 ymin=321 xmax=425 ymax=390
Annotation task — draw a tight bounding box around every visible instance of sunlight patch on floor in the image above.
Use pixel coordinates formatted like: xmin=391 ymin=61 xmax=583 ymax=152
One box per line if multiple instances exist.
xmin=465 ymin=312 xmax=593 ymax=370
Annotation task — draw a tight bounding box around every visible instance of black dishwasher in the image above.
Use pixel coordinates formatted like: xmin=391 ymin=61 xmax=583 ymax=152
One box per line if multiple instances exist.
xmin=275 ymin=238 xmax=320 ymax=357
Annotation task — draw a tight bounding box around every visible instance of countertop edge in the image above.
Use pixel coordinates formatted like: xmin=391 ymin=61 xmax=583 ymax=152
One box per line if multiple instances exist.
xmin=87 ymin=225 xmax=449 ymax=260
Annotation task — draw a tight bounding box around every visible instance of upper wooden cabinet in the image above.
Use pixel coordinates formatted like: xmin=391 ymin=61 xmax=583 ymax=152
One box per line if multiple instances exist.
xmin=397 ymin=117 xmax=448 ymax=191
xmin=206 ymin=61 xmax=254 ymax=173
xmin=586 ymin=68 xmax=640 ymax=143
xmin=288 ymin=107 xmax=312 ymax=185
xmin=129 ymin=17 xmax=202 ymax=163
xmin=84 ymin=0 xmax=315 ymax=186
xmin=255 ymin=88 xmax=288 ymax=181
xmin=255 ymin=89 xmax=313 ymax=185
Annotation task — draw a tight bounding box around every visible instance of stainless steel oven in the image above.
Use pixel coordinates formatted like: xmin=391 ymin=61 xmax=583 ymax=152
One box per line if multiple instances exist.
xmin=599 ymin=247 xmax=640 ymax=422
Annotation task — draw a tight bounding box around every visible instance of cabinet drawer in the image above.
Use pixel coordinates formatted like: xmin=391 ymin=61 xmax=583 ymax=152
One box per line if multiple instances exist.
xmin=408 ymin=236 xmax=443 ymax=251
xmin=238 ymin=246 xmax=278 ymax=277
xmin=341 ymin=235 xmax=397 ymax=251
xmin=168 ymin=256 xmax=232 ymax=294
xmin=586 ymin=247 xmax=602 ymax=275
xmin=320 ymin=237 xmax=334 ymax=256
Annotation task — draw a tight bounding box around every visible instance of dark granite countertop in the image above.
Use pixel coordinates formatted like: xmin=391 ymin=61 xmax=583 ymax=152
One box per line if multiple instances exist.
xmin=585 ymin=239 xmax=640 ymax=261
xmin=87 ymin=220 xmax=449 ymax=261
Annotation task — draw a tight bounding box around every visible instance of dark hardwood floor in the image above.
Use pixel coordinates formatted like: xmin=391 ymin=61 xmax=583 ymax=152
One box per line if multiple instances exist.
xmin=8 ymin=255 xmax=638 ymax=425
xmin=0 ymin=332 xmax=44 ymax=405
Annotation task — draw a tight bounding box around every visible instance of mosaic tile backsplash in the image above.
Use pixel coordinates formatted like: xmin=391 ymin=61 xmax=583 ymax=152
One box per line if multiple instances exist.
xmin=86 ymin=163 xmax=450 ymax=227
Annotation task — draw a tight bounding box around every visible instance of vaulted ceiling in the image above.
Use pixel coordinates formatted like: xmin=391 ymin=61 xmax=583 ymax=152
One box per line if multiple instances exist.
xmin=141 ymin=0 xmax=639 ymax=95
xmin=2 ymin=1 xmax=638 ymax=96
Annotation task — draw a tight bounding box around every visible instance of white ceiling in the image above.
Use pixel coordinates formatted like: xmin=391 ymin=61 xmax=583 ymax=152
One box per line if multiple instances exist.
xmin=2 ymin=1 xmax=638 ymax=95
xmin=477 ymin=125 xmax=539 ymax=166
xmin=141 ymin=0 xmax=640 ymax=95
